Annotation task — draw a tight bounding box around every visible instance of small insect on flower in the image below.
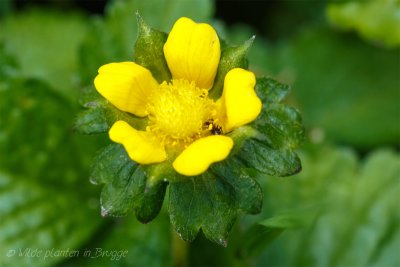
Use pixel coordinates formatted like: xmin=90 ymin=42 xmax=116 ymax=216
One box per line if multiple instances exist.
xmin=203 ymin=119 xmax=223 ymax=135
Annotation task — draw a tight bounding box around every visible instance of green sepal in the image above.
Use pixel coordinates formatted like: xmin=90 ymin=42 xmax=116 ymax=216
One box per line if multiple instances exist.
xmin=168 ymin=157 xmax=263 ymax=246
xmin=134 ymin=13 xmax=171 ymax=83
xmin=209 ymin=36 xmax=254 ymax=99
xmin=91 ymin=144 xmax=167 ymax=223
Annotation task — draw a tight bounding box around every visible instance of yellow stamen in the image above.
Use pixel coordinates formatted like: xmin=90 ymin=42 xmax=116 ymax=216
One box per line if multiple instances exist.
xmin=147 ymin=79 xmax=216 ymax=146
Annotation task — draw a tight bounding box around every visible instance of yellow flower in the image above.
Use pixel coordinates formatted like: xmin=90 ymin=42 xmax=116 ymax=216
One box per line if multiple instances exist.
xmin=94 ymin=17 xmax=262 ymax=176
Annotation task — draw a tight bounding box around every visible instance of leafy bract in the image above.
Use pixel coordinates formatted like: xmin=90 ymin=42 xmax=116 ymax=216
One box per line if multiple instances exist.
xmin=90 ymin=145 xmax=167 ymax=223
xmin=168 ymin=157 xmax=263 ymax=246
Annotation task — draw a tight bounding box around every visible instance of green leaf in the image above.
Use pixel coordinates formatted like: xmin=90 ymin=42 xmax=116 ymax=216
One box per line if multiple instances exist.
xmin=255 ymin=77 xmax=290 ymax=105
xmin=230 ymin=76 xmax=303 ymax=177
xmin=169 ymin=157 xmax=263 ymax=246
xmin=74 ymin=108 xmax=108 ymax=134
xmin=92 ymin=144 xmax=167 ymax=222
xmin=135 ymin=14 xmax=171 ymax=83
xmin=237 ymin=139 xmax=301 ymax=176
xmin=255 ymin=104 xmax=305 ymax=150
xmin=169 ymin=174 xmax=237 ymax=246
xmin=327 ymin=0 xmax=400 ymax=48
xmin=0 ymin=172 xmax=101 ymax=267
xmin=90 ymin=144 xmax=131 ymax=185
xmin=211 ymin=158 xmax=263 ymax=215
xmin=238 ymin=206 xmax=319 ymax=260
xmin=210 ymin=37 xmax=253 ymax=99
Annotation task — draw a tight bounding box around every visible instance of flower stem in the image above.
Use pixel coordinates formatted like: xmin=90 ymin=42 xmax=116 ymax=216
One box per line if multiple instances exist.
xmin=172 ymin=229 xmax=188 ymax=267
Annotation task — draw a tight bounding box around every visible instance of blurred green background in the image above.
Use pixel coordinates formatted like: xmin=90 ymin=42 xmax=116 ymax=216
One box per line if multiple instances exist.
xmin=0 ymin=0 xmax=399 ymax=266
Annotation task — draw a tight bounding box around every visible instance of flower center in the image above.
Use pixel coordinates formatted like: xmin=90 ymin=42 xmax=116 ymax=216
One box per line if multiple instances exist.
xmin=147 ymin=79 xmax=216 ymax=146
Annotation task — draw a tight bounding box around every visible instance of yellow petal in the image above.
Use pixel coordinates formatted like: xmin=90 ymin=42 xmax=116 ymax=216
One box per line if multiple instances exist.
xmin=94 ymin=62 xmax=159 ymax=117
xmin=109 ymin=120 xmax=166 ymax=164
xmin=164 ymin=17 xmax=220 ymax=90
xmin=219 ymin=68 xmax=262 ymax=132
xmin=173 ymin=135 xmax=233 ymax=176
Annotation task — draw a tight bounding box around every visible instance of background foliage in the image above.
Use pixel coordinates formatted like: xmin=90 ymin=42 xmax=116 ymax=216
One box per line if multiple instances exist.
xmin=1 ymin=0 xmax=399 ymax=266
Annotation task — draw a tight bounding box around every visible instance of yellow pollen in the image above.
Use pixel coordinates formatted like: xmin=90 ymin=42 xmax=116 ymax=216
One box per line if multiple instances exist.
xmin=147 ymin=79 xmax=215 ymax=146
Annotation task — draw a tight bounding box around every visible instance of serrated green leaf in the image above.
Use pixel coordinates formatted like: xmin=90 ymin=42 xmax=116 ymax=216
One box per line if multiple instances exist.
xmin=255 ymin=77 xmax=290 ymax=105
xmin=100 ymin=162 xmax=144 ymax=217
xmin=227 ymin=76 xmax=303 ymax=178
xmin=0 ymin=172 xmax=101 ymax=267
xmin=133 ymin=179 xmax=168 ymax=223
xmin=239 ymin=209 xmax=316 ymax=259
xmin=242 ymin=211 xmax=310 ymax=257
xmin=169 ymin=173 xmax=237 ymax=246
xmin=169 ymin=157 xmax=263 ymax=246
xmin=237 ymin=138 xmax=302 ymax=177
xmin=210 ymin=37 xmax=253 ymax=99
xmin=211 ymin=158 xmax=263 ymax=215
xmin=90 ymin=144 xmax=131 ymax=185
xmin=94 ymin=144 xmax=167 ymax=222
xmin=74 ymin=108 xmax=108 ymax=134
xmin=255 ymin=104 xmax=304 ymax=150
xmin=135 ymin=14 xmax=171 ymax=83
